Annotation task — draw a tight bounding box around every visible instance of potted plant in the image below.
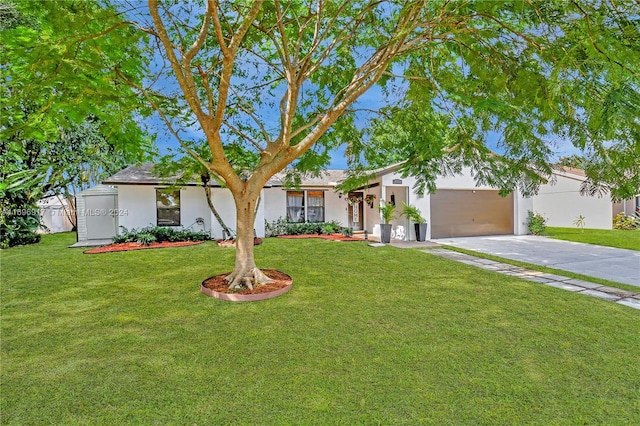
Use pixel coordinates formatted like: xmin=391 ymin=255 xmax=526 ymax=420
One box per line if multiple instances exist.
xmin=401 ymin=202 xmax=428 ymax=242
xmin=365 ymin=194 xmax=376 ymax=208
xmin=378 ymin=200 xmax=396 ymax=243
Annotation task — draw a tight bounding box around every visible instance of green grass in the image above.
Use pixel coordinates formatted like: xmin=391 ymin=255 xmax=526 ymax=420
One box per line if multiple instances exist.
xmin=2 ymin=233 xmax=639 ymax=425
xmin=544 ymin=227 xmax=640 ymax=251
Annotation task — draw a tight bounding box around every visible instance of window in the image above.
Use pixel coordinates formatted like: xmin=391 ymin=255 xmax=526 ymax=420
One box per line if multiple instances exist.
xmin=307 ymin=191 xmax=325 ymax=223
xmin=286 ymin=191 xmax=305 ymax=223
xmin=286 ymin=190 xmax=324 ymax=223
xmin=156 ymin=189 xmax=180 ymax=226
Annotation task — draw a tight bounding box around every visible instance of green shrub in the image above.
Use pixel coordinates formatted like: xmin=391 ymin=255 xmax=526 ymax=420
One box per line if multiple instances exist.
xmin=175 ymin=229 xmax=211 ymax=241
xmin=527 ymin=211 xmax=547 ymax=235
xmin=1 ymin=194 xmax=42 ymax=249
xmin=265 ymin=218 xmax=346 ymax=237
xmin=136 ymin=232 xmax=157 ymax=246
xmin=327 ymin=220 xmax=345 ymax=234
xmin=113 ymin=227 xmax=139 ymax=244
xmin=612 ymin=213 xmax=640 ymax=230
xmin=283 ymin=221 xmax=316 ymax=235
xmin=265 ymin=217 xmax=288 ymax=237
xmin=113 ymin=226 xmax=210 ymax=244
xmin=147 ymin=226 xmax=174 ymax=242
xmin=320 ymin=221 xmax=343 ymax=235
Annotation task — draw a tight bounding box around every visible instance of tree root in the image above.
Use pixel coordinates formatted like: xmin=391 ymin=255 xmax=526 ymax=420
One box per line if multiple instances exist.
xmin=225 ymin=267 xmax=275 ymax=290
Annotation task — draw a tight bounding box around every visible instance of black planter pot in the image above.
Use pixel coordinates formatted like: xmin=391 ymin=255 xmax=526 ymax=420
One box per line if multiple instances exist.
xmin=380 ymin=224 xmax=393 ymax=244
xmin=414 ymin=223 xmax=427 ymax=242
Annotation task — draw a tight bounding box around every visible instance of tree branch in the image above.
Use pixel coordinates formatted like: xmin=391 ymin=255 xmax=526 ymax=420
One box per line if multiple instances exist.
xmin=183 ymin=1 xmax=211 ymax=64
xmin=274 ymin=0 xmax=292 ymax=69
xmin=222 ymin=120 xmax=265 ymax=152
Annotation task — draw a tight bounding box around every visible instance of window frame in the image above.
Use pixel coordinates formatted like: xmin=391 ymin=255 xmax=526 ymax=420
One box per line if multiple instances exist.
xmin=306 ymin=190 xmax=325 ymax=223
xmin=156 ymin=188 xmax=181 ymax=227
xmin=285 ymin=189 xmax=325 ymax=223
xmin=286 ymin=190 xmax=305 ymax=223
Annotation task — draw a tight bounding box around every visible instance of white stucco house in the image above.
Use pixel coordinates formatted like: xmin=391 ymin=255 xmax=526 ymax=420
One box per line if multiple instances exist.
xmin=75 ymin=162 xmax=629 ymax=245
xmin=531 ymin=167 xmax=636 ymax=230
xmin=261 ymin=164 xmax=532 ymax=240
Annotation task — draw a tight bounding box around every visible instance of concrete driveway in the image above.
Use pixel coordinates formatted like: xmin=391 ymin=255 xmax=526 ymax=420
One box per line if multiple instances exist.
xmin=432 ymin=235 xmax=640 ymax=287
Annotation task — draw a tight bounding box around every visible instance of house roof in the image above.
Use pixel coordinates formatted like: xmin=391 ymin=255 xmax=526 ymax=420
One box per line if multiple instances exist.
xmin=370 ymin=162 xmax=405 ymax=177
xmin=102 ymin=163 xmax=190 ymax=186
xmin=270 ymin=169 xmax=349 ymax=187
xmin=559 ymin=166 xmax=587 ymax=177
xmin=549 ymin=166 xmax=589 ymax=184
xmin=268 ymin=163 xmax=404 ymax=188
xmin=102 ymin=163 xmax=351 ymax=188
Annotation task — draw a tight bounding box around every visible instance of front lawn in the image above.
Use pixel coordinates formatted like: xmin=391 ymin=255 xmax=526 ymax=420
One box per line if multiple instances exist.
xmin=544 ymin=227 xmax=640 ymax=251
xmin=2 ymin=233 xmax=639 ymax=424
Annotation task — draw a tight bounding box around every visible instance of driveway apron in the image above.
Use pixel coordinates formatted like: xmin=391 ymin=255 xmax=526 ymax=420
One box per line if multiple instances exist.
xmin=432 ymin=235 xmax=640 ymax=287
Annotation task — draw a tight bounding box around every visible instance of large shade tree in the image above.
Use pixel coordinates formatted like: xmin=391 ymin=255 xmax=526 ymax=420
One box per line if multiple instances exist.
xmin=9 ymin=1 xmax=640 ymax=286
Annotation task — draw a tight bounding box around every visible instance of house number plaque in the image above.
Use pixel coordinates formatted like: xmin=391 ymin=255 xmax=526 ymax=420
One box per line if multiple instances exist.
xmin=392 ymin=179 xmax=402 ymax=184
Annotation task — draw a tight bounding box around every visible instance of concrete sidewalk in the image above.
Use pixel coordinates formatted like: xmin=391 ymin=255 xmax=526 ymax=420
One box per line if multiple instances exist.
xmin=432 ymin=235 xmax=640 ymax=287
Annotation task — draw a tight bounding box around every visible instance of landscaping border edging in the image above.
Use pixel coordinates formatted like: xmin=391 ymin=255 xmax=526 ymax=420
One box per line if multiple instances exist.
xmin=201 ymin=274 xmax=292 ymax=302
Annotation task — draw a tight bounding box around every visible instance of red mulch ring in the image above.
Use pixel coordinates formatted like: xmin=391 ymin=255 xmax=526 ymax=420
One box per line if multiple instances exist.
xmin=277 ymin=233 xmax=362 ymax=242
xmin=216 ymin=238 xmax=263 ymax=247
xmin=84 ymin=240 xmax=204 ymax=254
xmin=202 ymin=269 xmax=292 ymax=295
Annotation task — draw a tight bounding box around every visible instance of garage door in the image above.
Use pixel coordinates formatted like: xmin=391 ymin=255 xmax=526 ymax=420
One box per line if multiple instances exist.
xmin=430 ymin=190 xmax=514 ymax=238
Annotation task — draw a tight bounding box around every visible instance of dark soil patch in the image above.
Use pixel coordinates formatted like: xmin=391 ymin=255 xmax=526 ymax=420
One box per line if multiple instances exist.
xmin=277 ymin=233 xmax=361 ymax=242
xmin=84 ymin=241 xmax=204 ymax=254
xmin=202 ymin=269 xmax=292 ymax=295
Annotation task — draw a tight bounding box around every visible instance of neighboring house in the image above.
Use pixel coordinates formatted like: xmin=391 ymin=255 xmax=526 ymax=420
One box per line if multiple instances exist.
xmin=531 ymin=167 xmax=625 ymax=229
xmin=613 ymin=195 xmax=640 ymax=218
xmin=76 ymin=162 xmax=622 ymax=245
xmin=38 ymin=196 xmax=74 ymax=233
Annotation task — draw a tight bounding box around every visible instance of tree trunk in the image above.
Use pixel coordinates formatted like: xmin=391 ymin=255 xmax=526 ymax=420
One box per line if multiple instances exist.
xmin=201 ymin=175 xmax=234 ymax=239
xmin=61 ymin=195 xmax=77 ymax=232
xmin=224 ymin=192 xmax=273 ymax=289
xmin=203 ymin=183 xmax=234 ymax=239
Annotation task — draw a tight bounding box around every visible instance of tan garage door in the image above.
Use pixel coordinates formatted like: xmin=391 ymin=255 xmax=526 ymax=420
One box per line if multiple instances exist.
xmin=430 ymin=190 xmax=514 ymax=238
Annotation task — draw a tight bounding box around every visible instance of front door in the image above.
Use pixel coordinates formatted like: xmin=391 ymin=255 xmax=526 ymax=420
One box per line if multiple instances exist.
xmin=347 ymin=192 xmax=364 ymax=231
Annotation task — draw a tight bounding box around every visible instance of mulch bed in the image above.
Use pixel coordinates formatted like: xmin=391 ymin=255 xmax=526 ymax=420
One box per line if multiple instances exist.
xmin=84 ymin=241 xmax=204 ymax=254
xmin=216 ymin=238 xmax=263 ymax=247
xmin=277 ymin=233 xmax=362 ymax=242
xmin=202 ymin=269 xmax=292 ymax=295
